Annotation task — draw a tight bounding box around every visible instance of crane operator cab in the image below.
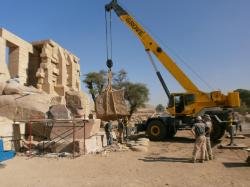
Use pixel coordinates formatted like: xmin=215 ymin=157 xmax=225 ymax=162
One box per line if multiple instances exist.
xmin=167 ymin=93 xmax=196 ymax=115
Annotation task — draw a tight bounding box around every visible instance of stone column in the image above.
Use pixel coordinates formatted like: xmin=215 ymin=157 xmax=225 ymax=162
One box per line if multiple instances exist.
xmin=17 ymin=47 xmax=29 ymax=85
xmin=58 ymin=48 xmax=67 ymax=86
xmin=0 ymin=38 xmax=10 ymax=82
xmin=41 ymin=58 xmax=54 ymax=94
xmin=8 ymin=46 xmax=30 ymax=85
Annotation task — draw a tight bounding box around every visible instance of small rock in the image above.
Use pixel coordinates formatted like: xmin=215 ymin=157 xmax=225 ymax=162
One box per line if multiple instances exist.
xmin=126 ymin=141 xmax=136 ymax=147
xmin=130 ymin=145 xmax=148 ymax=152
xmin=136 ymin=141 xmax=149 ymax=146
xmin=137 ymin=138 xmax=149 ymax=142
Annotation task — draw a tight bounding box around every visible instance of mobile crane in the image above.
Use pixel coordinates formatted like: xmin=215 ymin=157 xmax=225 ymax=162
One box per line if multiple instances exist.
xmin=105 ymin=0 xmax=240 ymax=141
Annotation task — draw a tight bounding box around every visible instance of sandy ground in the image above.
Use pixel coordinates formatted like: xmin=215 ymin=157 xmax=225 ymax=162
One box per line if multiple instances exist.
xmin=1 ymin=123 xmax=250 ymax=187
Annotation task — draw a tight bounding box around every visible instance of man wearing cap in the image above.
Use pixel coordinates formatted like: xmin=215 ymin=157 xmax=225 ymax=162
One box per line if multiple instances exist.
xmin=203 ymin=114 xmax=214 ymax=160
xmin=191 ymin=116 xmax=206 ymax=163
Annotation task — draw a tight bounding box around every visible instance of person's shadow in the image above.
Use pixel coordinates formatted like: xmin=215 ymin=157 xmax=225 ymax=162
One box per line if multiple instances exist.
xmin=166 ymin=136 xmax=194 ymax=143
xmin=138 ymin=156 xmax=191 ymax=163
xmin=223 ymin=162 xmax=249 ymax=168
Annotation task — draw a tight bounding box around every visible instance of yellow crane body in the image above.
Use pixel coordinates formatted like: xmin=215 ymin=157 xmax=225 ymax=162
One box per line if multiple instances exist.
xmin=105 ymin=0 xmax=240 ymax=117
xmin=105 ymin=0 xmax=240 ymax=141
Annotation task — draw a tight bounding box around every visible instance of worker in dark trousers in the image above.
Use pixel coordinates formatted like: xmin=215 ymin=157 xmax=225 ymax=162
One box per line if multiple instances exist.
xmin=105 ymin=120 xmax=113 ymax=145
xmin=123 ymin=117 xmax=128 ymax=141
xmin=117 ymin=119 xmax=124 ymax=143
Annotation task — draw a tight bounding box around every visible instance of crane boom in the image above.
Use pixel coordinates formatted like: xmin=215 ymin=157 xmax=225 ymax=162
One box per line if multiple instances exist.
xmin=105 ymin=0 xmax=200 ymax=93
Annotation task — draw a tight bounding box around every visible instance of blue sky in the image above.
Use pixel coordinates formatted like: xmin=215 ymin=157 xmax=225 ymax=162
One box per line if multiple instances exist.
xmin=1 ymin=0 xmax=249 ymax=106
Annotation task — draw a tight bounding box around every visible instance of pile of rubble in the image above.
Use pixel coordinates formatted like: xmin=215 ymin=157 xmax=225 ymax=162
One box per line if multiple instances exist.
xmin=0 ymin=81 xmax=107 ymax=155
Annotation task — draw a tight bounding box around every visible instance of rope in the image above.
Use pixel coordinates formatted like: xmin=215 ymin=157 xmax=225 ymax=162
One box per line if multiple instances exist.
xmin=109 ymin=11 xmax=113 ymax=59
xmin=105 ymin=10 xmax=109 ymax=60
xmin=105 ymin=10 xmax=113 ymax=61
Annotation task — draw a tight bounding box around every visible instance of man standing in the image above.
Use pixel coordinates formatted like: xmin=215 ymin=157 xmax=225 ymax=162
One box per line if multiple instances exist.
xmin=203 ymin=114 xmax=213 ymax=160
xmin=105 ymin=120 xmax=113 ymax=145
xmin=117 ymin=119 xmax=124 ymax=143
xmin=233 ymin=112 xmax=242 ymax=135
xmin=191 ymin=116 xmax=206 ymax=163
xmin=123 ymin=117 xmax=129 ymax=140
xmin=227 ymin=113 xmax=235 ymax=146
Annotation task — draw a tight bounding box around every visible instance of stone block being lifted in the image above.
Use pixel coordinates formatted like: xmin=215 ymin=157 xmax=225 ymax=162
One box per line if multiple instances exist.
xmin=95 ymin=89 xmax=129 ymax=121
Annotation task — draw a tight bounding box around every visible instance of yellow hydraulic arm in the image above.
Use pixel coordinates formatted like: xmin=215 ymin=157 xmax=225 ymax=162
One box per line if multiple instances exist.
xmin=105 ymin=0 xmax=200 ymax=94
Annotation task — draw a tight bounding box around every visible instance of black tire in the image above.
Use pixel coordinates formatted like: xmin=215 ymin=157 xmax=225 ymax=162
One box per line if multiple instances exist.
xmin=166 ymin=124 xmax=177 ymax=138
xmin=211 ymin=123 xmax=225 ymax=141
xmin=146 ymin=120 xmax=166 ymax=141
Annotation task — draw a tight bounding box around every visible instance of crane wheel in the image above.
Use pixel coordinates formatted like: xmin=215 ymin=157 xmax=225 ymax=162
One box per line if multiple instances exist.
xmin=166 ymin=125 xmax=177 ymax=138
xmin=146 ymin=120 xmax=166 ymax=141
xmin=211 ymin=123 xmax=225 ymax=141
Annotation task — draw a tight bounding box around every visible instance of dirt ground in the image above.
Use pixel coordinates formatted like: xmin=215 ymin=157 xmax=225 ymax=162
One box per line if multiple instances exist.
xmin=1 ymin=123 xmax=250 ymax=187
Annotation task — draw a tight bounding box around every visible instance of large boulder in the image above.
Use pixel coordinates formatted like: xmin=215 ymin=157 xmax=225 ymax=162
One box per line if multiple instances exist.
xmin=65 ymin=91 xmax=90 ymax=117
xmin=0 ymin=80 xmax=51 ymax=120
xmin=95 ymin=89 xmax=129 ymax=121
xmin=0 ymin=93 xmax=51 ymax=120
xmin=3 ymin=80 xmax=42 ymax=95
xmin=49 ymin=104 xmax=71 ymax=120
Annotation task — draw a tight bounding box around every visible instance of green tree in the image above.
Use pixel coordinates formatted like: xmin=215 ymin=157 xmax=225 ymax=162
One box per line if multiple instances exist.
xmin=235 ymin=89 xmax=250 ymax=107
xmin=83 ymin=70 xmax=107 ymax=101
xmin=155 ymin=104 xmax=165 ymax=113
xmin=113 ymin=69 xmax=128 ymax=86
xmin=119 ymin=81 xmax=149 ymax=118
xmin=234 ymin=89 xmax=250 ymax=113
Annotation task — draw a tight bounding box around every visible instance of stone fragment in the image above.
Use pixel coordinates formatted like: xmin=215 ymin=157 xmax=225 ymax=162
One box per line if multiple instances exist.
xmin=126 ymin=141 xmax=136 ymax=147
xmin=49 ymin=104 xmax=71 ymax=120
xmin=137 ymin=138 xmax=150 ymax=142
xmin=65 ymin=91 xmax=90 ymax=117
xmin=136 ymin=140 xmax=149 ymax=146
xmin=0 ymin=93 xmax=51 ymax=120
xmin=130 ymin=145 xmax=148 ymax=152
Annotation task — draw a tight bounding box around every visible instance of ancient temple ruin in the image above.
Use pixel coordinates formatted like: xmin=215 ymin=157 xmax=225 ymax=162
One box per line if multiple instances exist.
xmin=0 ymin=28 xmax=105 ymax=155
xmin=0 ymin=28 xmax=81 ymax=96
